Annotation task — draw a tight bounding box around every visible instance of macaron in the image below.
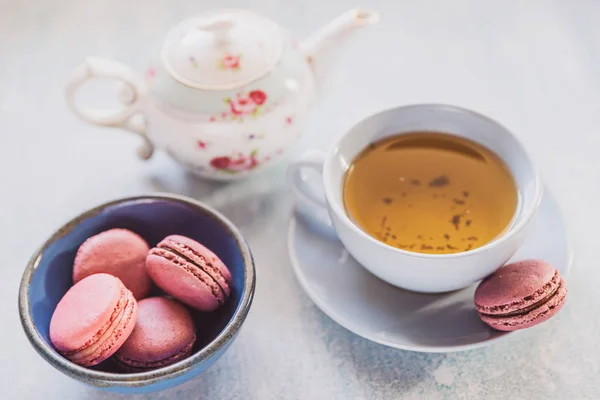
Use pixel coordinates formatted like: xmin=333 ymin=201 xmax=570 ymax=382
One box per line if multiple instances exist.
xmin=73 ymin=228 xmax=151 ymax=299
xmin=146 ymin=235 xmax=232 ymax=312
xmin=114 ymin=297 xmax=196 ymax=372
xmin=49 ymin=273 xmax=138 ymax=367
xmin=474 ymin=259 xmax=567 ymax=331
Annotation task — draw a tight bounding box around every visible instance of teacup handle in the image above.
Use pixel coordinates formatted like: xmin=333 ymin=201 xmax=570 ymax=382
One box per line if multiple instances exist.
xmin=65 ymin=57 xmax=155 ymax=160
xmin=287 ymin=151 xmax=337 ymax=237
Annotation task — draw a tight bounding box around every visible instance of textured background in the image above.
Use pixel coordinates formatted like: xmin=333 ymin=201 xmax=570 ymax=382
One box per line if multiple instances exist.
xmin=1 ymin=0 xmax=599 ymax=398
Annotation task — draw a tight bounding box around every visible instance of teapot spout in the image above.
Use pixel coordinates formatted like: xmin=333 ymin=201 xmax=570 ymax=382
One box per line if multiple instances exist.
xmin=300 ymin=9 xmax=379 ymax=86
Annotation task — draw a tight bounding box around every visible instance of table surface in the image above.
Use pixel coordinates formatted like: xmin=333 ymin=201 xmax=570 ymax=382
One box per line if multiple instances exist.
xmin=2 ymin=0 xmax=599 ymax=398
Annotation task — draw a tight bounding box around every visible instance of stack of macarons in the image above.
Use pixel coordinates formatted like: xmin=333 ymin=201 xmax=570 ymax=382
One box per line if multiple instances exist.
xmin=49 ymin=228 xmax=232 ymax=371
xmin=474 ymin=259 xmax=568 ymax=331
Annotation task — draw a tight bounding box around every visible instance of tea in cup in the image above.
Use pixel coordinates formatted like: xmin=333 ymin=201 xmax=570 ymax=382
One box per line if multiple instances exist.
xmin=343 ymin=132 xmax=518 ymax=255
xmin=287 ymin=104 xmax=543 ymax=293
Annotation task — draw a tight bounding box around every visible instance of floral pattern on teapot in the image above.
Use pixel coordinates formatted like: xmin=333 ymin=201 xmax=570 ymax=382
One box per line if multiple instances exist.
xmin=210 ymin=149 xmax=260 ymax=173
xmin=146 ymin=63 xmax=272 ymax=122
xmin=208 ymin=89 xmax=269 ymax=122
xmin=145 ymin=67 xmax=157 ymax=80
xmin=208 ymin=147 xmax=284 ymax=174
xmin=210 ymin=149 xmax=283 ymax=174
xmin=218 ymin=53 xmax=242 ymax=71
xmin=192 ymin=117 xmax=294 ymax=175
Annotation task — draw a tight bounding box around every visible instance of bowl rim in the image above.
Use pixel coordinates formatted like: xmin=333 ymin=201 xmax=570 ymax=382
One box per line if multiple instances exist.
xmin=18 ymin=193 xmax=256 ymax=388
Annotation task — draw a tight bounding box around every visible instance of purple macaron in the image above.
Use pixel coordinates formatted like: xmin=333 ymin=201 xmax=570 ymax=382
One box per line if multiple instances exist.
xmin=474 ymin=259 xmax=567 ymax=331
xmin=114 ymin=297 xmax=196 ymax=372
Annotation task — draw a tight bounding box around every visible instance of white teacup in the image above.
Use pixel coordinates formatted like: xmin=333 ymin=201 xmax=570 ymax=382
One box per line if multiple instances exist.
xmin=287 ymin=104 xmax=543 ymax=293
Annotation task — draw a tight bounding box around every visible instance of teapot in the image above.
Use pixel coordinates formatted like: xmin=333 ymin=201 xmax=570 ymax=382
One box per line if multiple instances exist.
xmin=66 ymin=8 xmax=379 ymax=180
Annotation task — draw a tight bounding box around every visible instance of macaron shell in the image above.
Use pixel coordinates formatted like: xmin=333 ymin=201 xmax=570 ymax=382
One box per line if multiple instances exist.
xmin=69 ymin=289 xmax=137 ymax=366
xmin=160 ymin=235 xmax=231 ymax=296
xmin=480 ymin=278 xmax=567 ymax=331
xmin=474 ymin=259 xmax=559 ymax=315
xmin=50 ymin=274 xmax=123 ymax=352
xmin=49 ymin=274 xmax=138 ymax=366
xmin=146 ymin=250 xmax=222 ymax=311
xmin=72 ymin=228 xmax=151 ymax=299
xmin=115 ymin=341 xmax=194 ymax=372
xmin=115 ymin=297 xmax=196 ymax=371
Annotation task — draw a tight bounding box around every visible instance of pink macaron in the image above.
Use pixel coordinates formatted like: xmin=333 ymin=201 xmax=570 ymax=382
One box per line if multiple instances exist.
xmin=72 ymin=228 xmax=151 ymax=299
xmin=114 ymin=297 xmax=196 ymax=372
xmin=474 ymin=259 xmax=567 ymax=331
xmin=146 ymin=235 xmax=232 ymax=312
xmin=49 ymin=273 xmax=138 ymax=367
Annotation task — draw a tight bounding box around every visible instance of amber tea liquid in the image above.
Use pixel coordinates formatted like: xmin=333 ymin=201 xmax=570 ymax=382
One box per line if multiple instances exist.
xmin=343 ymin=132 xmax=518 ymax=254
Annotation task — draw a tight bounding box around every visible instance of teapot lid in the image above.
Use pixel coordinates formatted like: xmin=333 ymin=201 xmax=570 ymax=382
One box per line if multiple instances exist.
xmin=161 ymin=9 xmax=283 ymax=90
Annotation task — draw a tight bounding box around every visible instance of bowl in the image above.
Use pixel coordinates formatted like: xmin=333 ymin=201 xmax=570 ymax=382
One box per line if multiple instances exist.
xmin=18 ymin=194 xmax=256 ymax=394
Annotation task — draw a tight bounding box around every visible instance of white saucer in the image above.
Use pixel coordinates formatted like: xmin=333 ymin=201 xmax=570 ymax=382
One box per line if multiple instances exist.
xmin=287 ymin=184 xmax=572 ymax=353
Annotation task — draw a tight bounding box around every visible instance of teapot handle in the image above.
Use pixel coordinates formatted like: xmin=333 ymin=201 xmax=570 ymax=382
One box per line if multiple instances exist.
xmin=65 ymin=57 xmax=154 ymax=160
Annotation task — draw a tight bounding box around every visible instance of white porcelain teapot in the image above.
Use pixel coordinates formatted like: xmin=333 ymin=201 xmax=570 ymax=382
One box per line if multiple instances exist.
xmin=66 ymin=8 xmax=378 ymax=180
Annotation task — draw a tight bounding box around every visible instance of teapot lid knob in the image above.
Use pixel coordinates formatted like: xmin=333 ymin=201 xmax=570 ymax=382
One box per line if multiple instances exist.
xmin=161 ymin=9 xmax=283 ymax=91
xmin=197 ymin=18 xmax=233 ymax=45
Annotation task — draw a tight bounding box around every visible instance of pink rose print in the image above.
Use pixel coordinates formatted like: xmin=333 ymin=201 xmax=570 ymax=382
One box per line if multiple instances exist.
xmin=210 ymin=156 xmax=232 ymax=170
xmin=229 ymin=93 xmax=256 ymax=116
xmin=145 ymin=67 xmax=156 ymax=80
xmin=197 ymin=140 xmax=208 ymax=149
xmin=220 ymin=90 xmax=268 ymax=121
xmin=218 ymin=53 xmax=241 ymax=71
xmin=210 ymin=150 xmax=260 ymax=174
xmin=249 ymin=90 xmax=267 ymax=105
xmin=208 ymin=148 xmax=285 ymax=174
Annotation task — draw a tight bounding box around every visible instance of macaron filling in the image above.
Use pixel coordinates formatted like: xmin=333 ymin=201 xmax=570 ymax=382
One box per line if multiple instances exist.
xmin=475 ymin=270 xmax=561 ymax=315
xmin=479 ymin=278 xmax=564 ymax=318
xmin=149 ymin=246 xmax=228 ymax=303
xmin=64 ymin=289 xmax=136 ymax=366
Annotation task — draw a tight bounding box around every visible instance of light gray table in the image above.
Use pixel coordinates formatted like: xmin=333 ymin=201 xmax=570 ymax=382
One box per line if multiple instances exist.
xmin=1 ymin=0 xmax=599 ymax=398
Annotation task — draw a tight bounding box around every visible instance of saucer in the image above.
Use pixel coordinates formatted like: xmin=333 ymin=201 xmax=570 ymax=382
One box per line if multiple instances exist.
xmin=287 ymin=184 xmax=572 ymax=352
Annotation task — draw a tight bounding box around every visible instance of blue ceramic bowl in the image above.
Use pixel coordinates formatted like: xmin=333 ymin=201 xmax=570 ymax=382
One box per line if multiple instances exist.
xmin=18 ymin=194 xmax=255 ymax=394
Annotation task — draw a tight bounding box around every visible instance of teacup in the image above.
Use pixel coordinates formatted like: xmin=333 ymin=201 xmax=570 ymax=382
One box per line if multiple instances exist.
xmin=287 ymin=104 xmax=543 ymax=293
